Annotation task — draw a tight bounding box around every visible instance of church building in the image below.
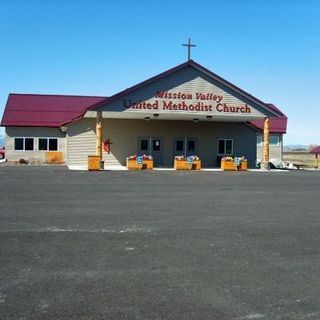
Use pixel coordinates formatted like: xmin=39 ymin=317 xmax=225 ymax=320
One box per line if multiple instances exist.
xmin=1 ymin=59 xmax=287 ymax=169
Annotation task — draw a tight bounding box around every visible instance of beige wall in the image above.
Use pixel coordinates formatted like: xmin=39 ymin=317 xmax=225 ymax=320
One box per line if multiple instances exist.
xmin=66 ymin=118 xmax=258 ymax=168
xmin=95 ymin=66 xmax=276 ymax=119
xmin=256 ymin=134 xmax=283 ymax=161
xmin=5 ymin=127 xmax=65 ymax=162
xmin=66 ymin=120 xmax=96 ymax=167
xmin=4 ymin=122 xmax=283 ymax=167
xmin=4 ymin=123 xmax=283 ymax=167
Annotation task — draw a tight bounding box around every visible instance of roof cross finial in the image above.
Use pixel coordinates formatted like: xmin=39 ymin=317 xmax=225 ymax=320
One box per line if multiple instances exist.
xmin=182 ymin=38 xmax=196 ymax=61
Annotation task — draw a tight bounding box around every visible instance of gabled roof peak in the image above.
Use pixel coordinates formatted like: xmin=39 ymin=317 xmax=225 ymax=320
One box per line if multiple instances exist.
xmin=1 ymin=60 xmax=287 ymax=133
xmin=86 ymin=59 xmax=282 ymax=119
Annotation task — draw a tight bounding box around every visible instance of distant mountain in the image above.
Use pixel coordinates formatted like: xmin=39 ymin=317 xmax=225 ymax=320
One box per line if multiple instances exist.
xmin=284 ymin=145 xmax=309 ymax=152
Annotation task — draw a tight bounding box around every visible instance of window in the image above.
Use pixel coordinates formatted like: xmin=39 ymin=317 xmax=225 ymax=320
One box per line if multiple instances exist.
xmin=257 ymin=135 xmax=279 ymax=146
xmin=218 ymin=139 xmax=233 ymax=155
xmin=49 ymin=138 xmax=58 ymax=150
xmin=269 ymin=135 xmax=280 ymax=146
xmin=38 ymin=138 xmax=58 ymax=151
xmin=14 ymin=138 xmax=34 ymax=151
xmin=39 ymin=139 xmax=48 ymax=151
xmin=140 ymin=139 xmax=149 ymax=151
xmin=218 ymin=140 xmax=225 ymax=154
xmin=176 ymin=140 xmax=184 ymax=152
xmin=225 ymin=140 xmax=232 ymax=154
xmin=14 ymin=138 xmax=24 ymax=150
xmin=25 ymin=138 xmax=34 ymax=150
xmin=257 ymin=135 xmax=262 ymax=145
xmin=175 ymin=138 xmax=197 ymax=156
xmin=187 ymin=140 xmax=195 ymax=152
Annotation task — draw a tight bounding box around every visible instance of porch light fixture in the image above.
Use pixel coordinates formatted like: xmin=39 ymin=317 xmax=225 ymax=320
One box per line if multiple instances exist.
xmin=144 ymin=117 xmax=150 ymax=121
xmin=206 ymin=115 xmax=213 ymax=119
xmin=153 ymin=113 xmax=159 ymax=118
xmin=193 ymin=118 xmax=199 ymax=123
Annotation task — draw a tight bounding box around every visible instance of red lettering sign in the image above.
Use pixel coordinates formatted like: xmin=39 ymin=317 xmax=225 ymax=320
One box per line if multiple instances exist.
xmin=123 ymin=91 xmax=251 ymax=114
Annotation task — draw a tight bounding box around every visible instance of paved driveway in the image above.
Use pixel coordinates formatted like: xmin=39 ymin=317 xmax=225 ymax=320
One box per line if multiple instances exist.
xmin=0 ymin=166 xmax=320 ymax=319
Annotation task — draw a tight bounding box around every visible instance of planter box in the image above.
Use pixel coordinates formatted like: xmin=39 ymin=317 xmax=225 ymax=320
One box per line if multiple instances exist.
xmin=221 ymin=160 xmax=236 ymax=171
xmin=174 ymin=159 xmax=201 ymax=170
xmin=126 ymin=158 xmax=153 ymax=170
xmin=88 ymin=155 xmax=101 ymax=171
xmin=221 ymin=159 xmax=248 ymax=171
xmin=143 ymin=159 xmax=153 ymax=170
xmin=45 ymin=151 xmax=64 ymax=164
xmin=239 ymin=161 xmax=248 ymax=171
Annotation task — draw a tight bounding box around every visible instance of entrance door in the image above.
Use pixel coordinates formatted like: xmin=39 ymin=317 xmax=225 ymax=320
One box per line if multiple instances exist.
xmin=173 ymin=137 xmax=197 ymax=157
xmin=151 ymin=138 xmax=163 ymax=166
xmin=138 ymin=137 xmax=163 ymax=166
xmin=138 ymin=137 xmax=150 ymax=155
xmin=174 ymin=138 xmax=185 ymax=157
xmin=186 ymin=138 xmax=197 ymax=157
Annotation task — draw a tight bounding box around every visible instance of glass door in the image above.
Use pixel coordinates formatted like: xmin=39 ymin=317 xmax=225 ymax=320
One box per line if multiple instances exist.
xmin=173 ymin=137 xmax=197 ymax=157
xmin=186 ymin=138 xmax=197 ymax=156
xmin=174 ymin=138 xmax=185 ymax=157
xmin=138 ymin=137 xmax=150 ymax=155
xmin=138 ymin=137 xmax=163 ymax=166
xmin=151 ymin=138 xmax=163 ymax=166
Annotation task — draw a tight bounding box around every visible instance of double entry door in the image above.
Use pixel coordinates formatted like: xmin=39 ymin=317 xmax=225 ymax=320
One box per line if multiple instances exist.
xmin=174 ymin=137 xmax=197 ymax=157
xmin=138 ymin=137 xmax=163 ymax=166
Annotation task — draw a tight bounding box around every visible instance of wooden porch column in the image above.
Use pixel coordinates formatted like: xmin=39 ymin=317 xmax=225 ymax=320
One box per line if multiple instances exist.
xmin=261 ymin=117 xmax=270 ymax=170
xmin=96 ymin=111 xmax=103 ymax=161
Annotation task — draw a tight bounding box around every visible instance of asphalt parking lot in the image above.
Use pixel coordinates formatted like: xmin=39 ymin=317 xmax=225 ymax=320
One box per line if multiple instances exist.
xmin=0 ymin=166 xmax=320 ymax=320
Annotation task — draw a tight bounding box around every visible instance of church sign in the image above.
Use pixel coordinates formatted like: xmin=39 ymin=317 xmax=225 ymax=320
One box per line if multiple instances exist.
xmin=123 ymin=90 xmax=252 ymax=114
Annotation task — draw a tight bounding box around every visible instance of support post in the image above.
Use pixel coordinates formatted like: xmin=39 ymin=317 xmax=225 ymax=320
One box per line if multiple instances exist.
xmin=261 ymin=117 xmax=270 ymax=170
xmin=315 ymin=154 xmax=319 ymax=169
xmin=96 ymin=111 xmax=103 ymax=161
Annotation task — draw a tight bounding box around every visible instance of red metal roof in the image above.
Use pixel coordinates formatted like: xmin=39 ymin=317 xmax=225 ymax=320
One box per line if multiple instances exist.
xmin=1 ymin=94 xmax=106 ymax=127
xmin=1 ymin=94 xmax=287 ymax=133
xmin=310 ymin=146 xmax=320 ymax=154
xmin=0 ymin=61 xmax=287 ymax=133
xmin=248 ymin=104 xmax=287 ymax=133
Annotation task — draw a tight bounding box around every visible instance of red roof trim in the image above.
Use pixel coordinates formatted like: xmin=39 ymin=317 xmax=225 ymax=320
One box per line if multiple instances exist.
xmin=61 ymin=61 xmax=192 ymax=125
xmin=247 ymin=119 xmax=287 ymax=134
xmin=189 ymin=61 xmax=282 ymax=117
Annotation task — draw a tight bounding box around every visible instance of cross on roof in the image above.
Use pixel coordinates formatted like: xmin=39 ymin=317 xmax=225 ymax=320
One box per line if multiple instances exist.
xmin=182 ymin=38 xmax=196 ymax=61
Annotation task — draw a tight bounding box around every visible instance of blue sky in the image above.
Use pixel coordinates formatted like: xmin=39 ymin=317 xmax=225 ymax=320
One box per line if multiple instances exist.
xmin=0 ymin=0 xmax=319 ymax=145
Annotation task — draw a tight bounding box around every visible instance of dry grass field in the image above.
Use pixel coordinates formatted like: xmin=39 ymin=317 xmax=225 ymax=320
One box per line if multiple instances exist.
xmin=283 ymin=151 xmax=317 ymax=168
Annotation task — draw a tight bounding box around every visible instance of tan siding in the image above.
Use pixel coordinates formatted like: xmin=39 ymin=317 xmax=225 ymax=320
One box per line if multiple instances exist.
xmin=66 ymin=119 xmax=97 ymax=167
xmin=5 ymin=127 xmax=65 ymax=162
xmin=96 ymin=67 xmax=270 ymax=119
xmin=66 ymin=118 xmax=258 ymax=168
xmin=257 ymin=134 xmax=283 ymax=161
